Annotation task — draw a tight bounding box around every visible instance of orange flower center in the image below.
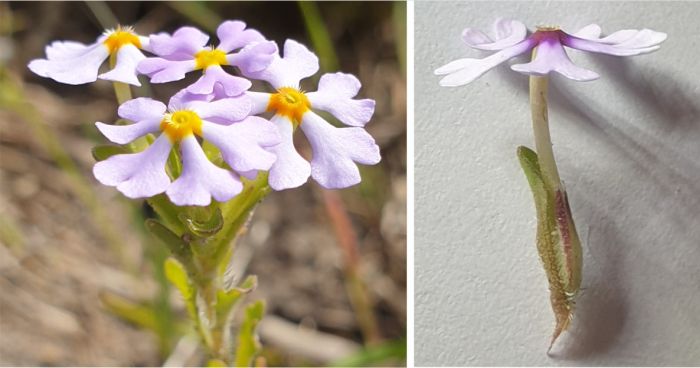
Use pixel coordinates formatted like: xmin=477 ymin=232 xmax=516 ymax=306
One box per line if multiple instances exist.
xmin=267 ymin=87 xmax=311 ymax=126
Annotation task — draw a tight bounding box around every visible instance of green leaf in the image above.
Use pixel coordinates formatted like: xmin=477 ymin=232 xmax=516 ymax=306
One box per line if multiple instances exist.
xmin=91 ymin=144 xmax=128 ymax=161
xmin=234 ymin=301 xmax=265 ymax=368
xmin=212 ymin=172 xmax=271 ymax=273
xmin=517 ymin=146 xmax=579 ymax=348
xmin=147 ymin=194 xmax=186 ymax=235
xmin=215 ymin=275 xmax=257 ymax=322
xmin=206 ymin=359 xmax=227 ymax=367
xmin=145 ymin=219 xmax=192 ymax=266
xmin=99 ymin=290 xmax=158 ymax=331
xmin=166 ymin=143 xmax=183 ymax=179
xmin=164 ymin=257 xmax=198 ymax=322
xmin=202 ymin=140 xmax=225 ymax=167
xmin=178 ymin=206 xmax=224 ymax=238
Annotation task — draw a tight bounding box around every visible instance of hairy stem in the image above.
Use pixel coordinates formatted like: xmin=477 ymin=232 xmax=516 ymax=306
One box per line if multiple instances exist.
xmin=529 ymin=75 xmax=561 ymax=192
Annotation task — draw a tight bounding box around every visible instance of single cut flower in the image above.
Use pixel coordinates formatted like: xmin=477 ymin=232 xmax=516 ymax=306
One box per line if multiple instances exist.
xmin=93 ymin=91 xmax=280 ymax=206
xmin=137 ymin=20 xmax=276 ymax=97
xmin=28 ymin=26 xmax=150 ymax=86
xmin=435 ymin=18 xmax=667 ymax=86
xmin=240 ymin=39 xmax=380 ymax=190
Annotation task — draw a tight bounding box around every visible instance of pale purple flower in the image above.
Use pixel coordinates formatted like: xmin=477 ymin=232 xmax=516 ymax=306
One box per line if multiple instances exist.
xmin=137 ymin=20 xmax=276 ymax=97
xmin=240 ymin=39 xmax=380 ymax=190
xmin=28 ymin=26 xmax=150 ymax=86
xmin=435 ymin=18 xmax=667 ymax=86
xmin=93 ymin=91 xmax=280 ymax=206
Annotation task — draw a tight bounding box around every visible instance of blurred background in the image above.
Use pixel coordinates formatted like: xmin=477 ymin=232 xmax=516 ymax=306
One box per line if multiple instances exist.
xmin=0 ymin=2 xmax=406 ymax=366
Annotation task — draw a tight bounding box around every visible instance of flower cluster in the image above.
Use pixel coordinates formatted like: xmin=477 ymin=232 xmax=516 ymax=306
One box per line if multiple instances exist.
xmin=29 ymin=21 xmax=380 ymax=206
xmin=435 ymin=18 xmax=667 ymax=86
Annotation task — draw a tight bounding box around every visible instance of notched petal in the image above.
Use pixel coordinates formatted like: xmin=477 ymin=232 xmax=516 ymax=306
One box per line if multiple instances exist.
xmin=266 ymin=115 xmax=310 ymax=190
xmin=301 ymin=112 xmax=380 ymax=189
xmin=99 ymin=44 xmax=145 ymax=86
xmin=201 ymin=116 xmax=280 ymax=173
xmin=435 ymin=39 xmax=536 ymax=86
xmin=461 ymin=18 xmax=527 ymax=51
xmin=93 ymin=135 xmax=172 ymax=198
xmin=166 ymin=136 xmax=242 ymax=206
xmin=28 ymin=43 xmax=109 ymax=85
xmin=306 ymin=72 xmax=375 ymax=127
xmin=217 ymin=20 xmax=266 ymax=53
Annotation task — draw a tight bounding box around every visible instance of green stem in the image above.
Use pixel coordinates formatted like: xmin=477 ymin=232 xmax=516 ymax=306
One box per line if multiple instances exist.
xmin=196 ymin=263 xmax=222 ymax=358
xmin=529 ymin=75 xmax=561 ymax=192
xmin=177 ymin=174 xmax=272 ymax=363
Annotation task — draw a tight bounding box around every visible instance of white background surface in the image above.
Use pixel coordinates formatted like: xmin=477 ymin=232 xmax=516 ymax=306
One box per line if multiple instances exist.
xmin=414 ymin=2 xmax=700 ymax=366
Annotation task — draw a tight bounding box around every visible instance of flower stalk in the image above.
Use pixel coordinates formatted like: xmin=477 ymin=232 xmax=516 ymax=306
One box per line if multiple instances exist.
xmin=529 ymin=75 xmax=561 ymax=191
xmin=518 ymin=53 xmax=583 ymax=352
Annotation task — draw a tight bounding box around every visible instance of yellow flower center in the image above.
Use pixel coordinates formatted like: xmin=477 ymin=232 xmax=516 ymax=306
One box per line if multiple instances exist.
xmin=194 ymin=48 xmax=228 ymax=70
xmin=160 ymin=110 xmax=203 ymax=143
xmin=103 ymin=27 xmax=142 ymax=54
xmin=535 ymin=25 xmax=560 ymax=32
xmin=267 ymin=87 xmax=311 ymax=126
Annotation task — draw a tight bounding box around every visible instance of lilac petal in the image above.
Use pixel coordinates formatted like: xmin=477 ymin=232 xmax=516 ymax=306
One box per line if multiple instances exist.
xmin=239 ymin=170 xmax=259 ymax=181
xmin=301 ymin=112 xmax=380 ymax=189
xmin=93 ymin=134 xmax=172 ymax=198
xmin=186 ymin=65 xmax=251 ymax=97
xmin=96 ymin=118 xmax=161 ymax=145
xmin=201 ymin=116 xmax=279 ymax=172
xmin=226 ymin=41 xmax=277 ymax=74
xmin=216 ymin=20 xmax=266 ymax=53
xmin=168 ymin=88 xmax=213 ymax=112
xmin=242 ymin=39 xmax=319 ymax=89
xmin=572 ymin=24 xmax=602 ymax=39
xmin=582 ymin=28 xmax=664 ymax=46
xmin=149 ymin=27 xmax=208 ymax=59
xmin=187 ymin=95 xmax=252 ymax=122
xmin=45 ymin=40 xmax=91 ymax=60
xmin=28 ymin=43 xmax=109 ymax=85
xmin=137 ymin=57 xmax=196 ymax=83
xmin=166 ymin=136 xmax=242 ymax=206
xmin=246 ymin=92 xmax=271 ymax=115
xmin=511 ymin=35 xmax=599 ymax=81
xmin=434 ymin=38 xmax=536 ymax=87
xmin=99 ymin=44 xmax=144 ymax=86
xmin=306 ymin=72 xmax=375 ymax=127
xmin=462 ymin=18 xmax=527 ymax=51
xmin=267 ymin=115 xmax=310 ymax=190
xmin=137 ymin=36 xmax=152 ymax=52
xmin=118 ymin=97 xmax=167 ymax=122
xmin=563 ymin=29 xmax=666 ymax=56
